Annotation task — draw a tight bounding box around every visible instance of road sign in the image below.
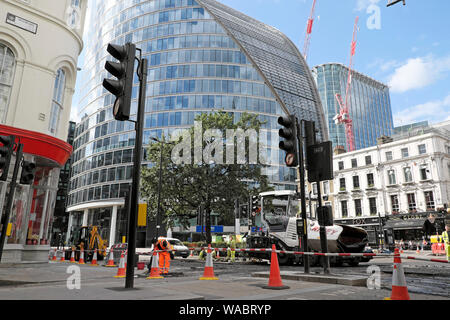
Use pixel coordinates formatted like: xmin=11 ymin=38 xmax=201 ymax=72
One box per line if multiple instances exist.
xmin=196 ymin=225 xmax=224 ymax=233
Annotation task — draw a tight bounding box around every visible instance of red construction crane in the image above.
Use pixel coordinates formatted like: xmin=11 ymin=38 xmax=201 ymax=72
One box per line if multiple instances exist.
xmin=333 ymin=16 xmax=359 ymax=152
xmin=302 ymin=0 xmax=317 ymax=63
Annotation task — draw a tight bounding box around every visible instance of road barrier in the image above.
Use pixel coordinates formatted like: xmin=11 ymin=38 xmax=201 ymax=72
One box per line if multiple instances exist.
xmin=49 ymin=246 xmax=450 ymax=264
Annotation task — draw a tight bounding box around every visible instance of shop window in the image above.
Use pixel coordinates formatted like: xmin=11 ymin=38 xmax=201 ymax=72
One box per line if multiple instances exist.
xmin=0 ymin=43 xmax=15 ymax=123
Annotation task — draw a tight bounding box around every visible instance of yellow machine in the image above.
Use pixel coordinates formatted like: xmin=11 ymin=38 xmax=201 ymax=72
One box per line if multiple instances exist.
xmin=69 ymin=226 xmax=108 ymax=261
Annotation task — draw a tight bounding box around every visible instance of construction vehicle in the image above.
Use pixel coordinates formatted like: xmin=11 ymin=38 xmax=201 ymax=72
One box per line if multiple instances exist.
xmin=246 ymin=191 xmax=372 ymax=266
xmin=67 ymin=225 xmax=108 ymax=261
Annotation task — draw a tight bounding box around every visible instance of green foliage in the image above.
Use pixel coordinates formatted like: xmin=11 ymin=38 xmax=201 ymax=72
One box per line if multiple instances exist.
xmin=140 ymin=111 xmax=273 ymax=244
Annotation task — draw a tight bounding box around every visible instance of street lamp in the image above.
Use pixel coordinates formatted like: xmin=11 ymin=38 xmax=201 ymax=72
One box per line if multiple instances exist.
xmin=151 ymin=137 xmax=174 ymax=239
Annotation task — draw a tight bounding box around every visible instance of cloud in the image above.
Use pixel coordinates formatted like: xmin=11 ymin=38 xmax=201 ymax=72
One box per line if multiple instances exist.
xmin=387 ymin=55 xmax=450 ymax=93
xmin=393 ymin=94 xmax=450 ymax=126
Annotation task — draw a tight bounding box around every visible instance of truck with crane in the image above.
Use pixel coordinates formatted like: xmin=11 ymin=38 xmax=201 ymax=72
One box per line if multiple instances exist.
xmin=246 ymin=191 xmax=372 ymax=266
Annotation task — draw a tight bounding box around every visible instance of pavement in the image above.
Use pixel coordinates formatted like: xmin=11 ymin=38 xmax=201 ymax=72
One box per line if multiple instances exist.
xmin=0 ymin=250 xmax=448 ymax=300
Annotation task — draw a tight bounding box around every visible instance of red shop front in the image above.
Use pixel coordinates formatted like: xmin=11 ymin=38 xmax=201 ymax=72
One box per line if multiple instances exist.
xmin=0 ymin=125 xmax=71 ymax=263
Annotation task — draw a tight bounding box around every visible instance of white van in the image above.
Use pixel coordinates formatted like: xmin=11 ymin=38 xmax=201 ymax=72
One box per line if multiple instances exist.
xmin=156 ymin=237 xmax=190 ymax=259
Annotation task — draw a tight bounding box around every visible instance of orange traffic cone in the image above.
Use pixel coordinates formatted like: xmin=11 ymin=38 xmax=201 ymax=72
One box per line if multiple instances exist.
xmin=385 ymin=248 xmax=410 ymax=300
xmin=104 ymin=249 xmax=116 ymax=267
xmin=90 ymin=249 xmax=99 ymax=266
xmin=69 ymin=248 xmax=76 ymax=263
xmin=60 ymin=249 xmax=65 ymax=262
xmin=190 ymin=248 xmax=194 ymax=257
xmin=51 ymin=248 xmax=57 ymax=261
xmin=78 ymin=249 xmax=85 ymax=265
xmin=263 ymin=244 xmax=289 ymax=290
xmin=199 ymin=245 xmax=219 ymax=280
xmin=114 ymin=251 xmax=126 ymax=278
xmin=146 ymin=250 xmax=164 ymax=279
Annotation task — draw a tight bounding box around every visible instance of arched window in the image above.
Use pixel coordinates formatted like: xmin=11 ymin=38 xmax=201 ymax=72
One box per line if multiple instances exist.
xmin=49 ymin=68 xmax=66 ymax=135
xmin=0 ymin=43 xmax=16 ymax=123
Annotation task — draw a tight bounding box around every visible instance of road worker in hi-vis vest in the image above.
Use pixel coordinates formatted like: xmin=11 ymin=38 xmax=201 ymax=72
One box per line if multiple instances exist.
xmin=156 ymin=238 xmax=172 ymax=274
xmin=226 ymin=235 xmax=236 ymax=263
xmin=443 ymin=225 xmax=450 ymax=262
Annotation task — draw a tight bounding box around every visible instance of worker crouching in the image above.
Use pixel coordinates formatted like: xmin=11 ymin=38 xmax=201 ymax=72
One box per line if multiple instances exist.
xmin=152 ymin=238 xmax=172 ymax=274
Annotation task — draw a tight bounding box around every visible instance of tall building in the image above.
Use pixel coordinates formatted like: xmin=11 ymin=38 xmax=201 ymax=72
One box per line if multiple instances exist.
xmin=312 ymin=63 xmax=394 ymax=151
xmin=0 ymin=0 xmax=87 ymax=262
xmin=67 ymin=0 xmax=327 ymax=247
xmin=51 ymin=121 xmax=76 ymax=246
xmin=394 ymin=121 xmax=428 ymax=136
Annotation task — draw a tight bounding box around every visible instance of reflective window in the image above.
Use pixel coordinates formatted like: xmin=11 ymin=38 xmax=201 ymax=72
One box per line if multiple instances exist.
xmin=0 ymin=43 xmax=15 ymax=123
xmin=49 ymin=69 xmax=66 ymax=135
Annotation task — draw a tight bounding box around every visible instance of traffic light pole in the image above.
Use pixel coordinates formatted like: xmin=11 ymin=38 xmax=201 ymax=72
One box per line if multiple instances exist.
xmin=125 ymin=57 xmax=147 ymax=289
xmin=0 ymin=143 xmax=22 ymax=262
xmin=296 ymin=120 xmax=310 ymax=274
xmin=317 ymin=179 xmax=331 ymax=274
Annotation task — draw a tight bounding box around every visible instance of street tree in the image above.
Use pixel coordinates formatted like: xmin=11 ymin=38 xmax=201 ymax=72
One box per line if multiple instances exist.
xmin=140 ymin=111 xmax=273 ymax=244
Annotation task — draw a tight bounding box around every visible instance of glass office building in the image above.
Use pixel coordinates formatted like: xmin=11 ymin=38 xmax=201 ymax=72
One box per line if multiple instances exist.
xmin=312 ymin=63 xmax=393 ymax=151
xmin=67 ymin=0 xmax=327 ymax=246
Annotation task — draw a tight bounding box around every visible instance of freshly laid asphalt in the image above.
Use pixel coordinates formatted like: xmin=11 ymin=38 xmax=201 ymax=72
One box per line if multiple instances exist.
xmin=0 ymin=251 xmax=448 ymax=300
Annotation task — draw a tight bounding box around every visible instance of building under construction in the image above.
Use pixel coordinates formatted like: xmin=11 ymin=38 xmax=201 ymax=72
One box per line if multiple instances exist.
xmin=312 ymin=63 xmax=394 ymax=151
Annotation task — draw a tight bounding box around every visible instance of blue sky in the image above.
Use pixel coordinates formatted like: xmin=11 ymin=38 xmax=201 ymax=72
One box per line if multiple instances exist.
xmin=72 ymin=0 xmax=450 ymax=126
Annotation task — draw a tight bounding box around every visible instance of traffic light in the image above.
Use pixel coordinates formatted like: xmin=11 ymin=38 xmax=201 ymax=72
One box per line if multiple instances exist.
xmin=0 ymin=135 xmax=15 ymax=181
xmin=278 ymin=115 xmax=298 ymax=167
xmin=103 ymin=43 xmax=136 ymax=121
xmin=19 ymin=161 xmax=36 ymax=185
xmin=306 ymin=141 xmax=333 ymax=183
xmin=303 ymin=120 xmax=316 ymax=149
xmin=251 ymin=195 xmax=258 ymax=213
xmin=241 ymin=205 xmax=248 ymax=218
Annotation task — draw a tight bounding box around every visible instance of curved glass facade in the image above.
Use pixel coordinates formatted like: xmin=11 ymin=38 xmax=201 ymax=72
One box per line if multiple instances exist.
xmin=67 ymin=0 xmax=327 ymax=210
xmin=312 ymin=63 xmax=394 ymax=151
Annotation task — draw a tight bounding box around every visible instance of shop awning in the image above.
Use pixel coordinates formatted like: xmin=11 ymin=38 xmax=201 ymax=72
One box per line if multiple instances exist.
xmin=385 ymin=219 xmax=425 ymax=230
